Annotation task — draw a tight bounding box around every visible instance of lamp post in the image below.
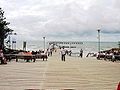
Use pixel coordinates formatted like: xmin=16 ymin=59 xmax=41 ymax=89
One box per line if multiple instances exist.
xmin=97 ymin=29 xmax=101 ymax=58
xmin=69 ymin=42 xmax=71 ymax=50
xmin=43 ymin=37 xmax=45 ymax=52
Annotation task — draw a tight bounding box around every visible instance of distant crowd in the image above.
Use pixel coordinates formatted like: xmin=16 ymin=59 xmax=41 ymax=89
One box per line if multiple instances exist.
xmin=96 ymin=48 xmax=120 ymax=61
xmin=1 ymin=44 xmax=119 ymax=65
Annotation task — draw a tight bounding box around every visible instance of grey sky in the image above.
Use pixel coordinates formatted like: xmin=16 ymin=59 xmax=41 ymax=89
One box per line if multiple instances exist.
xmin=0 ymin=0 xmax=120 ymax=41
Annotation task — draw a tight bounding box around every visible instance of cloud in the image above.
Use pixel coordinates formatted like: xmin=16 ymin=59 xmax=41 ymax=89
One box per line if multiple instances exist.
xmin=0 ymin=0 xmax=120 ymax=41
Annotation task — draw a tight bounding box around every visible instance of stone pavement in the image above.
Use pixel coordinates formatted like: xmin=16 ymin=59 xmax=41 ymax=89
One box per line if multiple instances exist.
xmin=0 ymin=52 xmax=120 ymax=90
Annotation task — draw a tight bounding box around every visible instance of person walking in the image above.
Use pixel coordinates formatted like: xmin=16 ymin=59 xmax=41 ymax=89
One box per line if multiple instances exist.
xmin=47 ymin=48 xmax=50 ymax=56
xmin=60 ymin=46 xmax=66 ymax=61
xmin=0 ymin=49 xmax=7 ymax=64
xmin=79 ymin=49 xmax=83 ymax=58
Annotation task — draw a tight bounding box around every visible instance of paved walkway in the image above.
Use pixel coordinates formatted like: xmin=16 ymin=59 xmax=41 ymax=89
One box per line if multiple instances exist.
xmin=0 ymin=52 xmax=120 ymax=90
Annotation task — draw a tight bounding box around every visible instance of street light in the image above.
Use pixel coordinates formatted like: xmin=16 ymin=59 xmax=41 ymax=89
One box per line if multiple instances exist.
xmin=97 ymin=29 xmax=100 ymax=59
xmin=69 ymin=42 xmax=71 ymax=50
xmin=43 ymin=37 xmax=45 ymax=52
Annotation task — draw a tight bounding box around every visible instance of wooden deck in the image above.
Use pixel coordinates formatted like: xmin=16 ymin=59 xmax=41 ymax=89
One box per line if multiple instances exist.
xmin=0 ymin=52 xmax=120 ymax=90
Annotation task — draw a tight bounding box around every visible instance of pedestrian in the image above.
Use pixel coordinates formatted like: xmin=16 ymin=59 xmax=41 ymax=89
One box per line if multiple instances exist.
xmin=79 ymin=49 xmax=83 ymax=58
xmin=47 ymin=48 xmax=50 ymax=56
xmin=0 ymin=49 xmax=7 ymax=64
xmin=60 ymin=46 xmax=66 ymax=61
xmin=50 ymin=49 xmax=52 ymax=56
xmin=69 ymin=50 xmax=72 ymax=56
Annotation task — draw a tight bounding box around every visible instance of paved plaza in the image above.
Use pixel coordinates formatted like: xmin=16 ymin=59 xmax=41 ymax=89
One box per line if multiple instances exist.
xmin=0 ymin=52 xmax=120 ymax=90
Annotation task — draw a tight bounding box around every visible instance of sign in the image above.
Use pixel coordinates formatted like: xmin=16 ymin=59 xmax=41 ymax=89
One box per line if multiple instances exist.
xmin=23 ymin=41 xmax=26 ymax=50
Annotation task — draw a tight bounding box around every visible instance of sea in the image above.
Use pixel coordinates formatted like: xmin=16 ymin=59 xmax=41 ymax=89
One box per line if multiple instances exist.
xmin=11 ymin=40 xmax=119 ymax=56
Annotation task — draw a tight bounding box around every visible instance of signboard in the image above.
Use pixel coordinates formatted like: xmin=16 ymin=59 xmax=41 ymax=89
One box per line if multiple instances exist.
xmin=23 ymin=41 xmax=26 ymax=51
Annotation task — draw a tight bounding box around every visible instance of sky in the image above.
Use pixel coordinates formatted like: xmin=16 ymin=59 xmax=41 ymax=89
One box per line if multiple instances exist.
xmin=0 ymin=0 xmax=120 ymax=42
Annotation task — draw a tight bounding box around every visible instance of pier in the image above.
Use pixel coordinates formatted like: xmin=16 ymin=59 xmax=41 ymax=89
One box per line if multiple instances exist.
xmin=48 ymin=41 xmax=83 ymax=45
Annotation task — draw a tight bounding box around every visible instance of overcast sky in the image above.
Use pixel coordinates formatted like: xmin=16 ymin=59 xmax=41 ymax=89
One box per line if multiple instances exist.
xmin=0 ymin=0 xmax=120 ymax=42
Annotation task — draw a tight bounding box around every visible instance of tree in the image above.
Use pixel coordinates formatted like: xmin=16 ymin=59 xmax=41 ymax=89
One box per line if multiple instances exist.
xmin=0 ymin=8 xmax=13 ymax=50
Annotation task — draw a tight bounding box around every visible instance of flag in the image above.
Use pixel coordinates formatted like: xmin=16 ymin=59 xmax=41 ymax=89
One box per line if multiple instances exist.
xmin=12 ymin=41 xmax=16 ymax=43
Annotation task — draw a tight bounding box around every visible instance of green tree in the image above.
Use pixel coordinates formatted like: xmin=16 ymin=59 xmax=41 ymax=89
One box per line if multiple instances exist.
xmin=0 ymin=8 xmax=13 ymax=50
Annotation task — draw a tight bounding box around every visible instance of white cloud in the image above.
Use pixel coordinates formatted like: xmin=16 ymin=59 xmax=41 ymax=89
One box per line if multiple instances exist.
xmin=0 ymin=0 xmax=120 ymax=41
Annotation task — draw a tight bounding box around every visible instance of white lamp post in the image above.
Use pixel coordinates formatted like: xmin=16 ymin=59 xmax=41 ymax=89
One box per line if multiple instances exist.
xmin=97 ymin=29 xmax=100 ymax=59
xmin=43 ymin=37 xmax=45 ymax=52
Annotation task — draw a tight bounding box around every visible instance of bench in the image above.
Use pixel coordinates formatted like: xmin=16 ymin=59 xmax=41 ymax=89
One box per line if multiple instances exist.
xmin=4 ymin=54 xmax=48 ymax=62
xmin=97 ymin=54 xmax=120 ymax=62
xmin=15 ymin=54 xmax=36 ymax=62
xmin=35 ymin=54 xmax=48 ymax=61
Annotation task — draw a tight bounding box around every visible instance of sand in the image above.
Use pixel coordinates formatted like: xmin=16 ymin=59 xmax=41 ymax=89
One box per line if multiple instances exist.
xmin=0 ymin=51 xmax=120 ymax=90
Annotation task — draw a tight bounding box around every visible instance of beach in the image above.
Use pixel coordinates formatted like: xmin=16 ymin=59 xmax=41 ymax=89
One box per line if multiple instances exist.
xmin=0 ymin=51 xmax=120 ymax=90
